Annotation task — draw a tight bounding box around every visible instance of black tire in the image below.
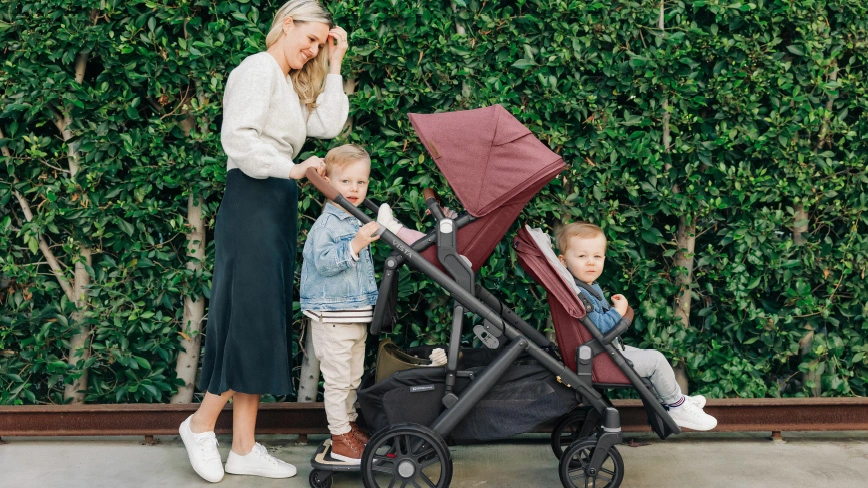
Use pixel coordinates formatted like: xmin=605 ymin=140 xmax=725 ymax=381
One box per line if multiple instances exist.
xmin=550 ymin=408 xmax=597 ymax=459
xmin=559 ymin=438 xmax=624 ymax=488
xmin=361 ymin=423 xmax=453 ymax=488
xmin=309 ymin=470 xmax=333 ymax=488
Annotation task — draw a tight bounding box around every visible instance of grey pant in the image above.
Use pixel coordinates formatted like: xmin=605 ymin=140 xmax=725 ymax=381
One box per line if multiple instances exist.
xmin=622 ymin=345 xmax=683 ymax=405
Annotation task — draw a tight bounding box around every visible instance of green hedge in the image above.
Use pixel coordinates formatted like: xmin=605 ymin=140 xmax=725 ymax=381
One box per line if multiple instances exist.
xmin=1 ymin=0 xmax=866 ymax=404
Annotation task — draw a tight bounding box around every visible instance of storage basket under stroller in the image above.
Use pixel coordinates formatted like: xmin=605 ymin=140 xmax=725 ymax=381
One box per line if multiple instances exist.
xmin=358 ymin=347 xmax=579 ymax=443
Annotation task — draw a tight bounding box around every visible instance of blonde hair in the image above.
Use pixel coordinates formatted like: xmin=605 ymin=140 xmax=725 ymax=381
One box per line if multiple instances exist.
xmin=265 ymin=0 xmax=333 ymax=111
xmin=556 ymin=222 xmax=607 ymax=254
xmin=324 ymin=144 xmax=370 ymax=175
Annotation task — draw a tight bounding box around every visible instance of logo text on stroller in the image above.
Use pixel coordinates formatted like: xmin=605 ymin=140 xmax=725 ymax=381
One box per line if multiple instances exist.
xmin=410 ymin=385 xmax=436 ymax=393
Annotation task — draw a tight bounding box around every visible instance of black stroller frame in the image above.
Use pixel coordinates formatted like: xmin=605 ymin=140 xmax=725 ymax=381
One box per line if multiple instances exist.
xmin=304 ymin=168 xmax=657 ymax=488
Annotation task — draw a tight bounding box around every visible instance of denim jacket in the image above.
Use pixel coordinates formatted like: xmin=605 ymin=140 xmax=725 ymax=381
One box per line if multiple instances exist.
xmin=300 ymin=202 xmax=378 ymax=311
xmin=577 ymin=280 xmax=622 ymax=334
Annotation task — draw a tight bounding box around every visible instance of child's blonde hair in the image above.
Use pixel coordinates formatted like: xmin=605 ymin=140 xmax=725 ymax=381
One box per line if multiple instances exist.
xmin=324 ymin=144 xmax=370 ymax=176
xmin=556 ymin=222 xmax=607 ymax=254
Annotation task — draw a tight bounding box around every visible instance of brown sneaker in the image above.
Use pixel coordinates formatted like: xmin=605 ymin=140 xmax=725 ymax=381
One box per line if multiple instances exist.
xmin=350 ymin=422 xmax=370 ymax=445
xmin=330 ymin=432 xmax=364 ymax=464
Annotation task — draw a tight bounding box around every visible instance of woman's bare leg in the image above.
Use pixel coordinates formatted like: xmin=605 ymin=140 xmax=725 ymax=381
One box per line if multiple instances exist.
xmin=230 ymin=392 xmax=260 ymax=455
xmin=190 ymin=390 xmax=234 ymax=433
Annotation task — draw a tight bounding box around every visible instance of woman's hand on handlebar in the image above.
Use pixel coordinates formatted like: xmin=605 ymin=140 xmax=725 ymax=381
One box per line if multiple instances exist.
xmin=289 ymin=156 xmax=325 ymax=180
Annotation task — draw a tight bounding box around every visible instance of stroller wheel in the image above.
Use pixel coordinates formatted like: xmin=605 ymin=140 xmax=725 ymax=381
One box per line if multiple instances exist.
xmin=551 ymin=408 xmax=598 ymax=459
xmin=361 ymin=423 xmax=453 ymax=488
xmin=559 ymin=438 xmax=624 ymax=488
xmin=309 ymin=470 xmax=333 ymax=488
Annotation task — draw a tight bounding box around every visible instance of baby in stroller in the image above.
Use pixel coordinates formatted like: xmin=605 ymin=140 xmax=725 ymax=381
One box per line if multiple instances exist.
xmin=555 ymin=221 xmax=717 ymax=431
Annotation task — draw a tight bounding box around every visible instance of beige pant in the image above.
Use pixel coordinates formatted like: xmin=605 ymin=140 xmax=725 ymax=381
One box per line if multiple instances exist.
xmin=310 ymin=318 xmax=367 ymax=436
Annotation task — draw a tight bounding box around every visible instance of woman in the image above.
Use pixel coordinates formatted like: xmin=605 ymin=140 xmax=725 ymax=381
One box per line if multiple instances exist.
xmin=178 ymin=1 xmax=349 ymax=482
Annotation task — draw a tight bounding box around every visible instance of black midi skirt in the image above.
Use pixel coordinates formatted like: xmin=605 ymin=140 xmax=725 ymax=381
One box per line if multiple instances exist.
xmin=198 ymin=169 xmax=297 ymax=395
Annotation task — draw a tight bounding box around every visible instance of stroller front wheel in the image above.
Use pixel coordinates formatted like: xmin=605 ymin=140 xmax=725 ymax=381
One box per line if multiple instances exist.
xmin=361 ymin=423 xmax=453 ymax=488
xmin=559 ymin=437 xmax=624 ymax=488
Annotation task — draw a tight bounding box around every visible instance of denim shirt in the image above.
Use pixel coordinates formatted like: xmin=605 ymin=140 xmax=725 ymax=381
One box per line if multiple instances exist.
xmin=300 ymin=202 xmax=378 ymax=311
xmin=577 ymin=280 xmax=622 ymax=334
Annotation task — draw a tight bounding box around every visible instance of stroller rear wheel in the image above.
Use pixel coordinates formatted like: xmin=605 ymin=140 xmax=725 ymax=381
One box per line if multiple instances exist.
xmin=361 ymin=423 xmax=453 ymax=488
xmin=559 ymin=438 xmax=624 ymax=488
xmin=550 ymin=407 xmax=599 ymax=459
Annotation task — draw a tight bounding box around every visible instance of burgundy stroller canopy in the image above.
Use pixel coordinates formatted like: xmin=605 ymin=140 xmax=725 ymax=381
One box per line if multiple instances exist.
xmin=409 ymin=105 xmax=565 ymax=218
xmin=409 ymin=105 xmax=566 ymax=271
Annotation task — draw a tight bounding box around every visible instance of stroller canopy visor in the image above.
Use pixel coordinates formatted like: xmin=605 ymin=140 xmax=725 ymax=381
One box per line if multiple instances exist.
xmin=409 ymin=105 xmax=565 ymax=217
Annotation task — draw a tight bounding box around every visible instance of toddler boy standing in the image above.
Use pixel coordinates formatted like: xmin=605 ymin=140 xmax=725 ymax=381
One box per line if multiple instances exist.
xmin=300 ymin=144 xmax=380 ymax=463
xmin=300 ymin=144 xmax=448 ymax=463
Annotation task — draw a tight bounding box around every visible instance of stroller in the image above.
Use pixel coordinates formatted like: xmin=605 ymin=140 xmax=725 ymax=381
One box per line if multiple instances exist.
xmin=305 ymin=105 xmax=681 ymax=488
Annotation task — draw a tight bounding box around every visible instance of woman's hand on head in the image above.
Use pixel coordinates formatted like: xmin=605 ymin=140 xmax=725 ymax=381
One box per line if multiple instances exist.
xmin=327 ymin=26 xmax=349 ymax=74
xmin=289 ymin=156 xmax=325 ymax=180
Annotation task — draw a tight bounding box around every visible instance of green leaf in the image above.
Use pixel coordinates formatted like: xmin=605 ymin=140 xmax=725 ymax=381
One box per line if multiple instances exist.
xmin=134 ymin=356 xmax=152 ymax=370
xmin=786 ymin=45 xmax=805 ymax=56
xmin=512 ymin=59 xmax=537 ymax=69
xmin=640 ymin=228 xmax=665 ymax=244
xmin=117 ymin=219 xmax=135 ymax=236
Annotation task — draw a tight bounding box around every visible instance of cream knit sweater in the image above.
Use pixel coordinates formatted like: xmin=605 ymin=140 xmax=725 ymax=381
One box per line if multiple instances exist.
xmin=221 ymin=52 xmax=349 ymax=179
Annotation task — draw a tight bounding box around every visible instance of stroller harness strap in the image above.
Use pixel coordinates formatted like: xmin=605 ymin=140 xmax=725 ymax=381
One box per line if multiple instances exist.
xmin=572 ymin=279 xmax=611 ymax=313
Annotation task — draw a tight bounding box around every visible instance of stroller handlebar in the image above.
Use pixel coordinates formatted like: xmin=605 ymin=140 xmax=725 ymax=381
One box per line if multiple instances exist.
xmin=305 ymin=166 xmax=340 ymax=201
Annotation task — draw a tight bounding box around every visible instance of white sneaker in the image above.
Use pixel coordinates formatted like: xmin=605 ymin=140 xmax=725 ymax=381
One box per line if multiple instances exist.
xmin=688 ymin=395 xmax=707 ymax=409
xmin=668 ymin=401 xmax=718 ymax=431
xmin=225 ymin=443 xmax=297 ymax=478
xmin=179 ymin=414 xmax=224 ymax=483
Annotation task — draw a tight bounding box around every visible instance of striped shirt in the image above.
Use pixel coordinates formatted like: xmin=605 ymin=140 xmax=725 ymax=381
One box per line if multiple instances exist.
xmin=303 ymin=306 xmax=374 ymax=324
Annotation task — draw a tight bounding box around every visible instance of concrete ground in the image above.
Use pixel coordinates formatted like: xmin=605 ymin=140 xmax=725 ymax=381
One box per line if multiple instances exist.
xmin=2 ymin=431 xmax=868 ymax=488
